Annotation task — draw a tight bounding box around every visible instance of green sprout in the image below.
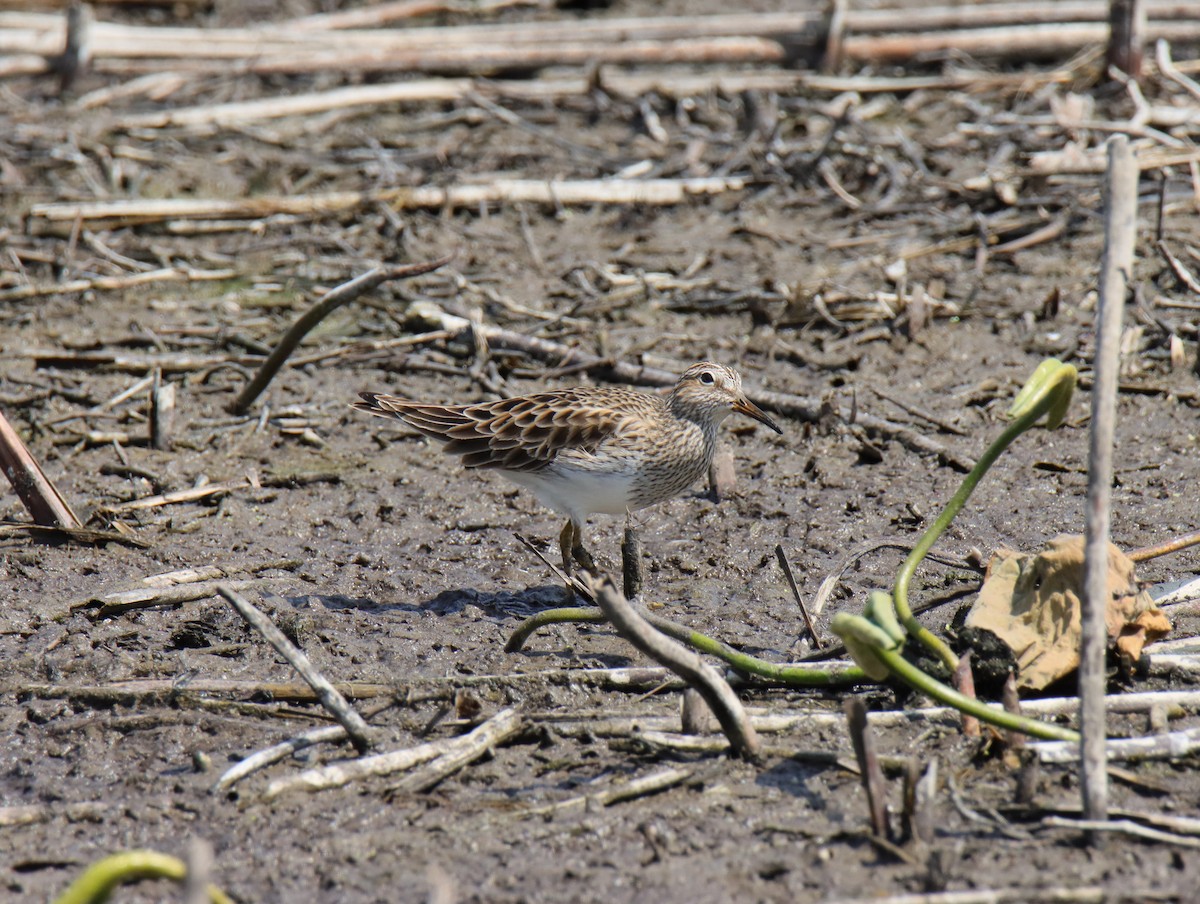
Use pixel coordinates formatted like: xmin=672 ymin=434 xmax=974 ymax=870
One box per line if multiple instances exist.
xmin=891 ymin=358 xmax=1078 ymax=670
xmin=53 ymin=850 xmax=234 ymax=904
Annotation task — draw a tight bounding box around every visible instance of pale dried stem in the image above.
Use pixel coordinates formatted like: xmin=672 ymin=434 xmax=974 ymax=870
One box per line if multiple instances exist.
xmin=262 ymin=707 xmax=522 ymax=800
xmin=29 ymin=179 xmax=748 ymax=226
xmin=1079 ymin=133 xmax=1139 ymax=823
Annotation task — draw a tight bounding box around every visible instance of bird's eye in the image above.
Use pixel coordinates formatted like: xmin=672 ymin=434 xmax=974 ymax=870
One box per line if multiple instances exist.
xmin=698 ymin=371 xmax=715 ymax=385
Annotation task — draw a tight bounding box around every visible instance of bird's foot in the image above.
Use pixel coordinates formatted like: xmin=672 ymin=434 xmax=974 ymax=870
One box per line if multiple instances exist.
xmin=571 ymin=544 xmax=598 ymax=576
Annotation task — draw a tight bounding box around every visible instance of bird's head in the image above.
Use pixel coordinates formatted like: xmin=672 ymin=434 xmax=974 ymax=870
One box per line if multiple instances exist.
xmin=671 ymin=362 xmax=782 ymax=434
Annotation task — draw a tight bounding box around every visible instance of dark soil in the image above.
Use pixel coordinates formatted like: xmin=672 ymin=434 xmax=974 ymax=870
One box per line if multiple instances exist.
xmin=3 ymin=3 xmax=1200 ymax=902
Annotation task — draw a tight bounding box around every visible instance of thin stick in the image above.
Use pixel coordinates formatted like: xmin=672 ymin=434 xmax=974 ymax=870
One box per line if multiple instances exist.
xmin=0 ymin=267 xmax=237 ymax=301
xmin=0 ymin=409 xmax=82 ymax=529
xmin=821 ymin=887 xmax=1106 ymax=904
xmin=522 ymin=766 xmax=693 ymax=816
xmin=96 ymin=481 xmax=244 ymax=515
xmin=28 ymin=349 xmax=255 ymax=374
xmin=218 ymin=586 xmax=374 ymax=754
xmin=509 ymin=531 xmax=591 ymax=601
xmin=385 ymin=707 xmax=526 ymax=795
xmin=263 ymin=707 xmax=522 ymax=800
xmin=1155 ymin=38 xmax=1200 ymax=102
xmin=213 ymin=723 xmax=348 ymax=792
xmin=842 ymin=20 xmax=1200 ymax=65
xmin=13 ymin=666 xmax=712 ymax=706
xmin=31 ymin=179 xmax=748 ymax=226
xmin=845 ymin=697 xmax=891 ymax=839
xmin=1127 ymin=527 xmax=1200 ymax=561
xmin=1042 ymin=816 xmax=1200 ymax=849
xmin=264 ymin=735 xmax=447 ymax=800
xmin=775 ymin=544 xmax=823 ymax=648
xmin=1080 ymin=134 xmax=1139 ymax=824
xmin=810 ymin=538 xmax=975 ymax=618
xmin=0 ymin=522 xmax=149 ymax=548
xmin=868 ymin=385 xmax=969 ymax=436
xmin=84 ymin=578 xmax=261 ymax=618
xmin=230 ymin=256 xmax=451 ymax=415
xmin=588 ymin=576 xmax=760 ymax=760
xmin=283 ymin=0 xmax=459 ymax=31
xmin=1032 ymin=726 xmax=1200 ymax=764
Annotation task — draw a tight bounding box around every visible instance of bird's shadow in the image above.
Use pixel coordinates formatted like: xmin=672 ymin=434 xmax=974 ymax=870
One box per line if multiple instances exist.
xmin=279 ymin=593 xmax=421 ymax=615
xmin=418 ymin=583 xmax=582 ymax=618
xmin=281 ymin=584 xmax=583 ymax=619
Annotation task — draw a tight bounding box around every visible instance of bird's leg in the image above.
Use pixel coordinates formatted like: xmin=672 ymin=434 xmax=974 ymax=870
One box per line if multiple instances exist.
xmin=568 ymin=521 xmax=597 ymax=575
xmin=558 ymin=520 xmax=576 ymax=576
xmin=621 ymin=513 xmax=643 ymax=601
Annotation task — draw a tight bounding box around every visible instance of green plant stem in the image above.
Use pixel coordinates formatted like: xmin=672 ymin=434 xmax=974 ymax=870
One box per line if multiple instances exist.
xmin=894 ymin=398 xmax=1067 ymax=670
xmin=504 ymin=607 xmax=605 ymax=652
xmin=506 ymin=606 xmax=867 ymax=687
xmin=872 ymin=637 xmax=1080 ymax=742
xmin=53 ymin=850 xmax=234 ymax=904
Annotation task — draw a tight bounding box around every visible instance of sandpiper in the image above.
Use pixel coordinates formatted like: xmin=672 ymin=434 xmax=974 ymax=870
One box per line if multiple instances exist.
xmin=354 ymin=362 xmax=782 ymax=574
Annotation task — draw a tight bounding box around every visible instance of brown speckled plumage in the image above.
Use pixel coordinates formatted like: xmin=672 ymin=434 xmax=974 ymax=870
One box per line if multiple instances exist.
xmin=354 ymin=362 xmax=781 ymax=573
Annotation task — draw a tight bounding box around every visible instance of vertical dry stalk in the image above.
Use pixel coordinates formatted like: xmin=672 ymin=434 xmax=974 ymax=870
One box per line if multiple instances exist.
xmin=1002 ymin=671 xmax=1026 ymax=751
xmin=1080 ymin=134 xmax=1139 ymax=825
xmin=183 ymin=837 xmax=214 ymax=904
xmin=151 ymin=369 xmax=177 ymax=451
xmin=53 ymin=1 xmax=93 ymax=92
xmin=1107 ymin=0 xmax=1146 ymax=79
xmin=822 ymin=0 xmax=848 ymax=71
xmin=903 ymin=757 xmax=938 ymax=846
xmin=953 ymin=651 xmax=981 ymax=738
xmin=845 ymin=697 xmax=890 ymax=839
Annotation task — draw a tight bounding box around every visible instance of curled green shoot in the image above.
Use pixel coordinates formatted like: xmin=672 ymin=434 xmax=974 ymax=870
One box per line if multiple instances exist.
xmin=508 ymin=605 xmax=867 ymax=687
xmin=832 ymin=602 xmax=1080 ymax=743
xmin=53 ymin=850 xmax=234 ymax=904
xmin=892 ymin=359 xmax=1078 ymax=670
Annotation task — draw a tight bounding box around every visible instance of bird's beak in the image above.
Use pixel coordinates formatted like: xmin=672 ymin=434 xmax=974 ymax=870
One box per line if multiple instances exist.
xmin=732 ymin=396 xmax=783 ymax=434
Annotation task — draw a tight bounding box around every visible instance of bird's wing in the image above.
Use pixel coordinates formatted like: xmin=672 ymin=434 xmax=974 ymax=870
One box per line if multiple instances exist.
xmin=354 ymin=390 xmax=628 ymax=471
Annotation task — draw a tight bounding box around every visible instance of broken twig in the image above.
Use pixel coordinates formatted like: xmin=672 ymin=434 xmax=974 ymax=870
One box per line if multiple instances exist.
xmin=218 ymin=586 xmax=374 ymax=754
xmin=0 ymin=409 xmax=81 ymax=530
xmin=231 ymin=256 xmax=452 ymax=414
xmin=589 ymin=576 xmax=761 ymax=760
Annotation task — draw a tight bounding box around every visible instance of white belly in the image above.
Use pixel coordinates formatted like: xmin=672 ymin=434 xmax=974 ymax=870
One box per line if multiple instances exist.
xmin=504 ymin=467 xmax=638 ymax=522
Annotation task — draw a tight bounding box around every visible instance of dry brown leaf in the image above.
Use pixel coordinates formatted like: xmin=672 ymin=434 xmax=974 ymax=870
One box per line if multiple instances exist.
xmin=1115 ymin=609 xmax=1173 ymax=667
xmin=964 ymin=535 xmax=1171 ymax=691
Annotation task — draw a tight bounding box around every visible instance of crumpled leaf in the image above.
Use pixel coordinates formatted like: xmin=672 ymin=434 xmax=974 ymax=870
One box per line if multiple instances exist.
xmin=1115 ymin=608 xmax=1173 ymax=666
xmin=964 ymin=534 xmax=1171 ymax=690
